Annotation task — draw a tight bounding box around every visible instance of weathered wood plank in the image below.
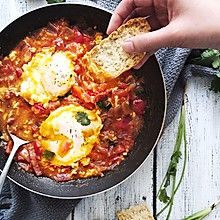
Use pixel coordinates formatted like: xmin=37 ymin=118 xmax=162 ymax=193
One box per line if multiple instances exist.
xmin=156 ymin=76 xmax=220 ymax=219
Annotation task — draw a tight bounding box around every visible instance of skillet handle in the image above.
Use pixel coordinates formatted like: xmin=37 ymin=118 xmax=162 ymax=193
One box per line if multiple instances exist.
xmin=0 ymin=145 xmax=19 ymax=192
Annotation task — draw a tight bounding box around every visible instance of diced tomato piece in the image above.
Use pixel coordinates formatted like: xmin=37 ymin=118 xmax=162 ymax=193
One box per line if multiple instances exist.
xmin=72 ymin=85 xmax=83 ymax=98
xmin=33 ymin=140 xmax=41 ymax=156
xmin=32 ymin=104 xmax=46 ymax=115
xmin=61 ymin=140 xmax=72 ymax=155
xmin=75 ymin=34 xmax=85 ymax=43
xmin=15 ymin=68 xmax=22 ymax=78
xmin=73 ymin=27 xmax=85 ymax=43
xmin=115 ymin=117 xmax=131 ymax=130
xmin=87 ymin=90 xmax=96 ymax=96
xmin=74 ymin=64 xmax=82 ymax=74
xmin=34 ymin=103 xmax=45 ymax=111
xmin=132 ymin=99 xmax=146 ymax=115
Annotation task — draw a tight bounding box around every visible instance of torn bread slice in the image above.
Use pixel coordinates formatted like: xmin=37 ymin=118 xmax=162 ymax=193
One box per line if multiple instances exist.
xmin=83 ymin=17 xmax=151 ymax=83
xmin=117 ymin=203 xmax=154 ymax=220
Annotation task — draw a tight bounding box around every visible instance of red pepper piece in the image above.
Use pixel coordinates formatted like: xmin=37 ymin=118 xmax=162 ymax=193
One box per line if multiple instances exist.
xmin=15 ymin=68 xmax=22 ymax=78
xmin=132 ymin=99 xmax=146 ymax=115
xmin=115 ymin=117 xmax=131 ymax=130
xmin=33 ymin=140 xmax=42 ymax=156
xmin=73 ymin=27 xmax=85 ymax=43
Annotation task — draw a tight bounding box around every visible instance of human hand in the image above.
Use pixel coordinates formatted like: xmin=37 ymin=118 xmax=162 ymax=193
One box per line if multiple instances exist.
xmin=107 ymin=0 xmax=220 ymax=68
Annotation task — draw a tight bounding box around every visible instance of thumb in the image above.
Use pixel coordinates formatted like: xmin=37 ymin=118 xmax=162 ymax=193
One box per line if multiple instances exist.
xmin=123 ymin=25 xmax=179 ymax=53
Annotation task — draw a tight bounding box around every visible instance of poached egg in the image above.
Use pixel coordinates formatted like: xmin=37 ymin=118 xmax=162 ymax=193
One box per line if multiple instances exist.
xmin=20 ymin=50 xmax=76 ymax=105
xmin=39 ymin=104 xmax=102 ymax=166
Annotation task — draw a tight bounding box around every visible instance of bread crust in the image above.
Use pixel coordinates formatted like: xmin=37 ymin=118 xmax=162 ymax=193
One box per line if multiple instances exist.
xmin=83 ymin=17 xmax=151 ymax=83
xmin=117 ymin=203 xmax=154 ymax=220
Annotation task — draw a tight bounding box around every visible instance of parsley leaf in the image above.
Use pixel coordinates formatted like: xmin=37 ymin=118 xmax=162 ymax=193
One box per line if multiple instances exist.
xmin=191 ymin=49 xmax=220 ymax=93
xmin=158 ymin=188 xmax=170 ymax=204
xmin=192 ymin=49 xmax=220 ymax=68
xmin=43 ymin=150 xmax=55 ymax=161
xmin=46 ymin=0 xmax=65 ymax=3
xmin=96 ymin=100 xmax=112 ymax=111
xmin=75 ymin=112 xmax=91 ymax=126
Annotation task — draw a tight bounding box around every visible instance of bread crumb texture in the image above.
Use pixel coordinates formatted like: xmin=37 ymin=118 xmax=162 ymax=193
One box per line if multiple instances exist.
xmin=117 ymin=203 xmax=154 ymax=220
xmin=83 ymin=17 xmax=151 ymax=83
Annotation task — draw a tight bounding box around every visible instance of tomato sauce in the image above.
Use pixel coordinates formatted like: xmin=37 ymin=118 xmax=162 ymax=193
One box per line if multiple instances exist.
xmin=0 ymin=19 xmax=147 ymax=181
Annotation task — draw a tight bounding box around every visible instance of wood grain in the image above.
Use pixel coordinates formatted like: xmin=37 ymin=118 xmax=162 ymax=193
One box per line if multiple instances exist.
xmin=156 ymin=76 xmax=220 ymax=219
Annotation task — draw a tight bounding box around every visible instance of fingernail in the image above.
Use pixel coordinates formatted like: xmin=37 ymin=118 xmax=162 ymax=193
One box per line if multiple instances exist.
xmin=123 ymin=41 xmax=135 ymax=53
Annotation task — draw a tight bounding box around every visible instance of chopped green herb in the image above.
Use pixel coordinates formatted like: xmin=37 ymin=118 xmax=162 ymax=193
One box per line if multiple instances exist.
xmin=43 ymin=150 xmax=55 ymax=161
xmin=191 ymin=49 xmax=220 ymax=68
xmin=181 ymin=198 xmax=220 ymax=220
xmin=75 ymin=112 xmax=91 ymax=126
xmin=158 ymin=188 xmax=170 ymax=204
xmin=106 ymin=139 xmax=118 ymax=147
xmin=46 ymin=0 xmax=65 ymax=3
xmin=96 ymin=100 xmax=112 ymax=111
xmin=191 ymin=49 xmax=220 ymax=93
xmin=156 ymin=103 xmax=187 ymax=219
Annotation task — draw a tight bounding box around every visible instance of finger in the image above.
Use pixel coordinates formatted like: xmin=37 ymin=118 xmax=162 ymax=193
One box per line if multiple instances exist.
xmin=123 ymin=7 xmax=154 ymax=24
xmin=133 ymin=50 xmax=156 ymax=69
xmin=107 ymin=0 xmax=136 ymax=34
xmin=122 ymin=25 xmax=177 ymax=53
xmin=107 ymin=0 xmax=154 ymax=34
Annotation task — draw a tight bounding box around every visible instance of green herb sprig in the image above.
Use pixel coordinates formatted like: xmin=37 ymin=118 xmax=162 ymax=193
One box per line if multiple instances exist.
xmin=192 ymin=49 xmax=220 ymax=92
xmin=43 ymin=150 xmax=55 ymax=161
xmin=75 ymin=112 xmax=91 ymax=126
xmin=156 ymin=103 xmax=187 ymax=220
xmin=181 ymin=197 xmax=220 ymax=220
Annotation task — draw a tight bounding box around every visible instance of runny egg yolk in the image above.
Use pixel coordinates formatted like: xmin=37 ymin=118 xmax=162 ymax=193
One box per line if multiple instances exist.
xmin=20 ymin=50 xmax=76 ymax=105
xmin=39 ymin=105 xmax=102 ymax=167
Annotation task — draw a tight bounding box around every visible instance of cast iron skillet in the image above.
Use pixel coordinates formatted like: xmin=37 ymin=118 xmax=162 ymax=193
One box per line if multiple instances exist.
xmin=0 ymin=3 xmax=166 ymax=199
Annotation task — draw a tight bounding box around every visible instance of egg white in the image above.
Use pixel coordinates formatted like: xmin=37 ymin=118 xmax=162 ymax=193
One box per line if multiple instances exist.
xmin=20 ymin=49 xmax=76 ymax=105
xmin=39 ymin=104 xmax=102 ymax=166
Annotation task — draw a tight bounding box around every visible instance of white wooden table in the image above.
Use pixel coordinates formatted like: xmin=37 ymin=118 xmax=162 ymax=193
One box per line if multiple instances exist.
xmin=1 ymin=1 xmax=220 ymax=219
